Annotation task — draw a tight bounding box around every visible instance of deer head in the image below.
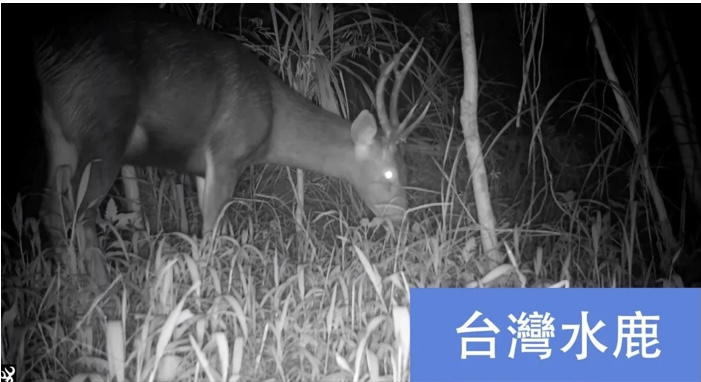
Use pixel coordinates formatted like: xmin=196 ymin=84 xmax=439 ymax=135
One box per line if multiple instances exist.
xmin=348 ymin=39 xmax=431 ymax=224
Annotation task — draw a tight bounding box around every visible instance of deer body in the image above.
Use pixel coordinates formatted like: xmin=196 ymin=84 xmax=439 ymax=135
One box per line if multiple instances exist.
xmin=36 ymin=5 xmax=424 ymax=285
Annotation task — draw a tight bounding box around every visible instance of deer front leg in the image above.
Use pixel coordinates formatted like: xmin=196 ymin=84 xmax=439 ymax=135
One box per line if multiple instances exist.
xmin=200 ymin=150 xmax=239 ymax=239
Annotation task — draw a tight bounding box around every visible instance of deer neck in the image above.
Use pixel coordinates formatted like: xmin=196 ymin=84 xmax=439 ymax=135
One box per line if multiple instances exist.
xmin=263 ymin=75 xmax=357 ymax=182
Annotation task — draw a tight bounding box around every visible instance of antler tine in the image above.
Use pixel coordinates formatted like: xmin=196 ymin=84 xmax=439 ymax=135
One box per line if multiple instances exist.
xmin=396 ymin=101 xmax=431 ymax=142
xmin=389 ymin=40 xmax=415 ymax=129
xmin=376 ymin=39 xmax=425 ymax=143
xmin=390 ymin=39 xmax=426 ymax=143
xmin=389 ymin=39 xmax=424 ymax=128
xmin=375 ymin=56 xmax=397 ymax=140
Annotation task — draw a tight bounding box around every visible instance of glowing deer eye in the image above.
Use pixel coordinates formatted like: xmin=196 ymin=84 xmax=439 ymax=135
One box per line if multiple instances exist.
xmin=384 ymin=170 xmax=394 ymax=180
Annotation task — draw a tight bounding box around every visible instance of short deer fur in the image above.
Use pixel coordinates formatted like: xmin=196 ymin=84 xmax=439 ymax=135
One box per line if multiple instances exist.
xmin=35 ymin=5 xmax=428 ymax=284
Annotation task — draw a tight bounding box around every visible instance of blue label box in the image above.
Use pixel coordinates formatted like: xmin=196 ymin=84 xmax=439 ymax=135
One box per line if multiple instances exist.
xmin=411 ymin=288 xmax=701 ymax=382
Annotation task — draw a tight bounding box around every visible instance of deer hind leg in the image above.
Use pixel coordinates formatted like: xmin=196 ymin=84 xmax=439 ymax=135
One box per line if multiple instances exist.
xmin=41 ymin=102 xmax=79 ymax=271
xmin=41 ymin=95 xmax=135 ymax=287
xmin=72 ymin=133 xmax=130 ymax=287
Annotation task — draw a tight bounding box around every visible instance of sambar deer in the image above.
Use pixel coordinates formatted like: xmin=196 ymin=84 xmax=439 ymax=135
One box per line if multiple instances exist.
xmin=34 ymin=5 xmax=428 ymax=285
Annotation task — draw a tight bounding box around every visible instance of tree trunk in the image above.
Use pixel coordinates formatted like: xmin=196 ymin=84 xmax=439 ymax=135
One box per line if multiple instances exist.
xmin=641 ymin=5 xmax=701 ymax=215
xmin=458 ymin=4 xmax=502 ymax=266
xmin=585 ymin=4 xmax=679 ymax=273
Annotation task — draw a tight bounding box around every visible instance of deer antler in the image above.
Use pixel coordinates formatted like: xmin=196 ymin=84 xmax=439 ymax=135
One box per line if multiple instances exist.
xmin=375 ymin=39 xmax=431 ymax=146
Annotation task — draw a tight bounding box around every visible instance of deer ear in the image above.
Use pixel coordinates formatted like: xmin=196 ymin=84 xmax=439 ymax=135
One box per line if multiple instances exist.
xmin=351 ymin=110 xmax=378 ymax=159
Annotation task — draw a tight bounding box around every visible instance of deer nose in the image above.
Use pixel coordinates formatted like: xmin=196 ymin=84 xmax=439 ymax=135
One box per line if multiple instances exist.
xmin=373 ymin=198 xmax=407 ymax=223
